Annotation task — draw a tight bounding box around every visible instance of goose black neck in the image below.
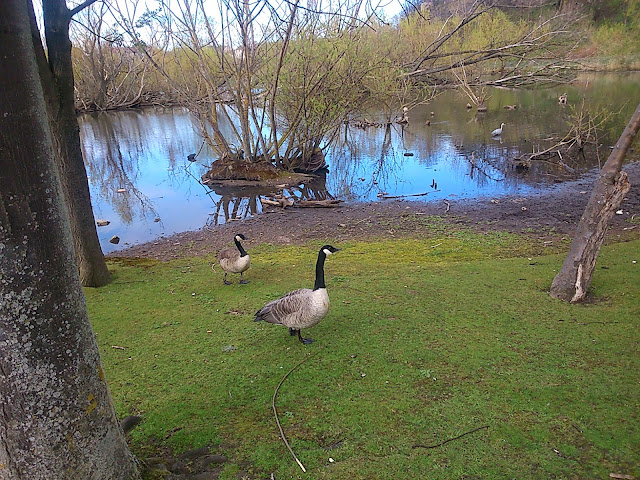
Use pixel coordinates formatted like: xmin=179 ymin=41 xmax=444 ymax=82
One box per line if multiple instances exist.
xmin=313 ymin=250 xmax=327 ymax=290
xmin=234 ymin=238 xmax=248 ymax=257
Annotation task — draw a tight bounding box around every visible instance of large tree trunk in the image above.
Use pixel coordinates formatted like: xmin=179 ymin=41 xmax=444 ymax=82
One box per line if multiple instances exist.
xmin=550 ymin=102 xmax=640 ymax=302
xmin=0 ymin=2 xmax=139 ymax=479
xmin=34 ymin=0 xmax=111 ymax=287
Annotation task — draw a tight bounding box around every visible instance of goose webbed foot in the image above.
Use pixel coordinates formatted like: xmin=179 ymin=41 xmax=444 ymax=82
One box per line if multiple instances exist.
xmin=223 ymin=273 xmax=232 ymax=285
xmin=239 ymin=279 xmax=249 ymax=285
xmin=297 ymin=330 xmax=314 ymax=345
xmin=223 ymin=279 xmax=232 ymax=285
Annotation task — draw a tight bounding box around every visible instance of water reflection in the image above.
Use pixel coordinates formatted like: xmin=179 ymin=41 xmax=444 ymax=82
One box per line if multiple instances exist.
xmin=78 ymin=73 xmax=640 ymax=253
xmin=204 ymin=171 xmax=332 ymax=226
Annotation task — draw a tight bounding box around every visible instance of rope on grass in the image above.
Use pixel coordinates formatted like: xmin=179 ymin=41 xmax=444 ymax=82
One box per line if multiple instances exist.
xmin=411 ymin=425 xmax=490 ymax=449
xmin=272 ymin=352 xmax=319 ymax=473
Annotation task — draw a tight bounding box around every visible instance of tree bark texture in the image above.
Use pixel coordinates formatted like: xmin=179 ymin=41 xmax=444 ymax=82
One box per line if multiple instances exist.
xmin=550 ymin=102 xmax=640 ymax=302
xmin=35 ymin=0 xmax=111 ymax=287
xmin=0 ymin=2 xmax=139 ymax=478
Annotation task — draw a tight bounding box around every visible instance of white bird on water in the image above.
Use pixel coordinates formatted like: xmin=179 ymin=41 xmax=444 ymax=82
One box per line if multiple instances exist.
xmin=491 ymin=122 xmax=505 ymax=136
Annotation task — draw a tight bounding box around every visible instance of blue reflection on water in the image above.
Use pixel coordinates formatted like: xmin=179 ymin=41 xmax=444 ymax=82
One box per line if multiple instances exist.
xmin=79 ymin=73 xmax=640 ymax=254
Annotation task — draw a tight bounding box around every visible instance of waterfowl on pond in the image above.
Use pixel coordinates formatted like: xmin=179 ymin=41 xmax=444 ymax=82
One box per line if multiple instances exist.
xmin=254 ymin=245 xmax=340 ymax=344
xmin=491 ymin=122 xmax=505 ymax=136
xmin=396 ymin=106 xmax=409 ymax=124
xmin=217 ymin=234 xmax=250 ymax=285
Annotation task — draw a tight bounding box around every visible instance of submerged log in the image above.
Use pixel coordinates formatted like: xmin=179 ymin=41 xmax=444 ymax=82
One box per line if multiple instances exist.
xmin=295 ymin=199 xmax=343 ymax=208
xmin=550 ymin=102 xmax=640 ymax=302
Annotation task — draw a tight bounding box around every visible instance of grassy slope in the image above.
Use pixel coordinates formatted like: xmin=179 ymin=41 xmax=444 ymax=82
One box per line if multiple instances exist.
xmin=87 ymin=232 xmax=640 ymax=479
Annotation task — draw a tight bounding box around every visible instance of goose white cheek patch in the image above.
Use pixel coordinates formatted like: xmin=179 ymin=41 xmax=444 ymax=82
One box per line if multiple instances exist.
xmin=323 ymin=248 xmax=333 ymax=256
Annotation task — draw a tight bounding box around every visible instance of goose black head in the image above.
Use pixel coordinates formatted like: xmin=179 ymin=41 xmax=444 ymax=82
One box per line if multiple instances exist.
xmin=235 ymin=233 xmax=247 ymax=242
xmin=320 ymin=245 xmax=340 ymax=256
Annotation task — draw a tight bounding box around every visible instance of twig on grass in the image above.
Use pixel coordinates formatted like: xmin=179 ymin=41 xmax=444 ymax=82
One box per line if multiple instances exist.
xmin=412 ymin=425 xmax=490 ymax=449
xmin=273 ymin=353 xmax=319 ymax=473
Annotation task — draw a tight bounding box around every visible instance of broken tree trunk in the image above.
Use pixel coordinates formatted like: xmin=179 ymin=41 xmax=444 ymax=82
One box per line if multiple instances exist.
xmin=550 ymin=102 xmax=640 ymax=302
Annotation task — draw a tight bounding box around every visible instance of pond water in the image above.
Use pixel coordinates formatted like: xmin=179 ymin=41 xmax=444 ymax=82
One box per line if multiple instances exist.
xmin=79 ymin=73 xmax=640 ymax=254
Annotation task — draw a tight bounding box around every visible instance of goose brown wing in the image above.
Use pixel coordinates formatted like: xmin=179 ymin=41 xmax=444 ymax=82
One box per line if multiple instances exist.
xmin=255 ymin=288 xmax=311 ymax=324
xmin=217 ymin=247 xmax=239 ymax=262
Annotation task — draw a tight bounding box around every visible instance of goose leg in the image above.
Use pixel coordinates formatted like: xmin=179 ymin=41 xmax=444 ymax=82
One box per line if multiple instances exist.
xmin=239 ymin=272 xmax=249 ymax=284
xmin=289 ymin=328 xmax=298 ymax=336
xmin=223 ymin=272 xmax=232 ymax=285
xmin=297 ymin=330 xmax=314 ymax=345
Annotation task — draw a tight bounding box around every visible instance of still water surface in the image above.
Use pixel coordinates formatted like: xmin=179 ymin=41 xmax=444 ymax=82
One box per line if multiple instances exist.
xmin=79 ymin=73 xmax=640 ymax=253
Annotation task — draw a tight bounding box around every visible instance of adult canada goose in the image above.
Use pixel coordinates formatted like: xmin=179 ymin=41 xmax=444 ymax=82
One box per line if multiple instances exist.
xmin=491 ymin=122 xmax=505 ymax=136
xmin=217 ymin=234 xmax=250 ymax=285
xmin=254 ymin=245 xmax=340 ymax=344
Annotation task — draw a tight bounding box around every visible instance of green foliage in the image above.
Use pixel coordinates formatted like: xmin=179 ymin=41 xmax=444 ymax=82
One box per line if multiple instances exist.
xmin=87 ymin=233 xmax=640 ymax=479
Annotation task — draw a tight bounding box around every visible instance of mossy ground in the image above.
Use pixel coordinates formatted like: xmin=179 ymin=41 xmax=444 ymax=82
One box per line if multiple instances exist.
xmin=87 ymin=231 xmax=640 ymax=479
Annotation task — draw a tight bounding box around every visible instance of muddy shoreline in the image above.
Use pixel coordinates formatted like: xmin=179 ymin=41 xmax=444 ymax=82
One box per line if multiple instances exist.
xmin=111 ymin=162 xmax=640 ymax=261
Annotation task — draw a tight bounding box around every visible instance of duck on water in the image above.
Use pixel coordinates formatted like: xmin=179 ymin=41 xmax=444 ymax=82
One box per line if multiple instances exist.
xmin=254 ymin=245 xmax=340 ymax=344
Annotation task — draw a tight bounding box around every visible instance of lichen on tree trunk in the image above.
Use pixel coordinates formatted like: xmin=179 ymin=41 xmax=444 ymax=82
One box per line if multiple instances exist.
xmin=34 ymin=0 xmax=112 ymax=288
xmin=0 ymin=3 xmax=139 ymax=478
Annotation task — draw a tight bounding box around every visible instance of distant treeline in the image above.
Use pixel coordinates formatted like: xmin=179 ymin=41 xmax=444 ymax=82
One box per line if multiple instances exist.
xmin=70 ymin=0 xmax=639 ymax=114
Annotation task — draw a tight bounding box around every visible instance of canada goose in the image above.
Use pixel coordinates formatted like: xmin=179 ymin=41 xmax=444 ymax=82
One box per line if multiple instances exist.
xmin=254 ymin=245 xmax=340 ymax=344
xmin=217 ymin=234 xmax=250 ymax=285
xmin=558 ymin=93 xmax=567 ymax=105
xmin=491 ymin=122 xmax=505 ymax=136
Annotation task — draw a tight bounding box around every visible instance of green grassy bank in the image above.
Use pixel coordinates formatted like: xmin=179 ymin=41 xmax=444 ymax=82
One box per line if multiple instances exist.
xmin=87 ymin=233 xmax=640 ymax=479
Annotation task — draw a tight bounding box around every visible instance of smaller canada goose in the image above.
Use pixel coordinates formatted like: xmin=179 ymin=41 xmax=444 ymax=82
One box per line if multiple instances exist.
xmin=217 ymin=234 xmax=250 ymax=285
xmin=254 ymin=245 xmax=340 ymax=344
xmin=491 ymin=122 xmax=505 ymax=136
xmin=558 ymin=93 xmax=567 ymax=105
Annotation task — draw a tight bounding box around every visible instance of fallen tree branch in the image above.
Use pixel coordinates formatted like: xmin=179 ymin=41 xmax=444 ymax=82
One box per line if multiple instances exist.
xmin=273 ymin=354 xmax=319 ymax=473
xmin=294 ymin=199 xmax=343 ymax=208
xmin=382 ymin=190 xmax=440 ymax=199
xmin=412 ymin=425 xmax=490 ymax=449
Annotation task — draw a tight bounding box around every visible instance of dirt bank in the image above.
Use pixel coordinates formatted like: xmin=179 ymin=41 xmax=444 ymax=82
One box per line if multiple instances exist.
xmin=112 ymin=162 xmax=640 ymax=261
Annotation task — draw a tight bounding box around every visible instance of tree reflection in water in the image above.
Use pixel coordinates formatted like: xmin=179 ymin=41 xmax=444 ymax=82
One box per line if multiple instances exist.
xmin=80 ymin=111 xmax=159 ymax=224
xmin=77 ymin=74 xmax=640 ymax=251
xmin=203 ymin=171 xmax=333 ymax=227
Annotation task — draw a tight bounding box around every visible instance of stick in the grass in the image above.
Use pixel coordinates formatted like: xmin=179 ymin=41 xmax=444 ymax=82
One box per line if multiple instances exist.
xmin=272 ymin=353 xmax=318 ymax=473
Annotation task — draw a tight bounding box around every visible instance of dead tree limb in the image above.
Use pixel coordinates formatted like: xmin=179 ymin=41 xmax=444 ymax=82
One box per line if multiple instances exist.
xmin=550 ymin=102 xmax=640 ymax=302
xmin=272 ymin=354 xmax=319 ymax=473
xmin=412 ymin=425 xmax=490 ymax=449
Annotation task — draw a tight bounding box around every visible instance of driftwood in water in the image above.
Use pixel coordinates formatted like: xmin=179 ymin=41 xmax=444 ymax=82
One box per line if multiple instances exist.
xmin=381 ymin=191 xmax=439 ymax=199
xmin=550 ymin=102 xmax=640 ymax=302
xmin=261 ymin=197 xmax=341 ymax=208
xmin=295 ymin=199 xmax=343 ymax=208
